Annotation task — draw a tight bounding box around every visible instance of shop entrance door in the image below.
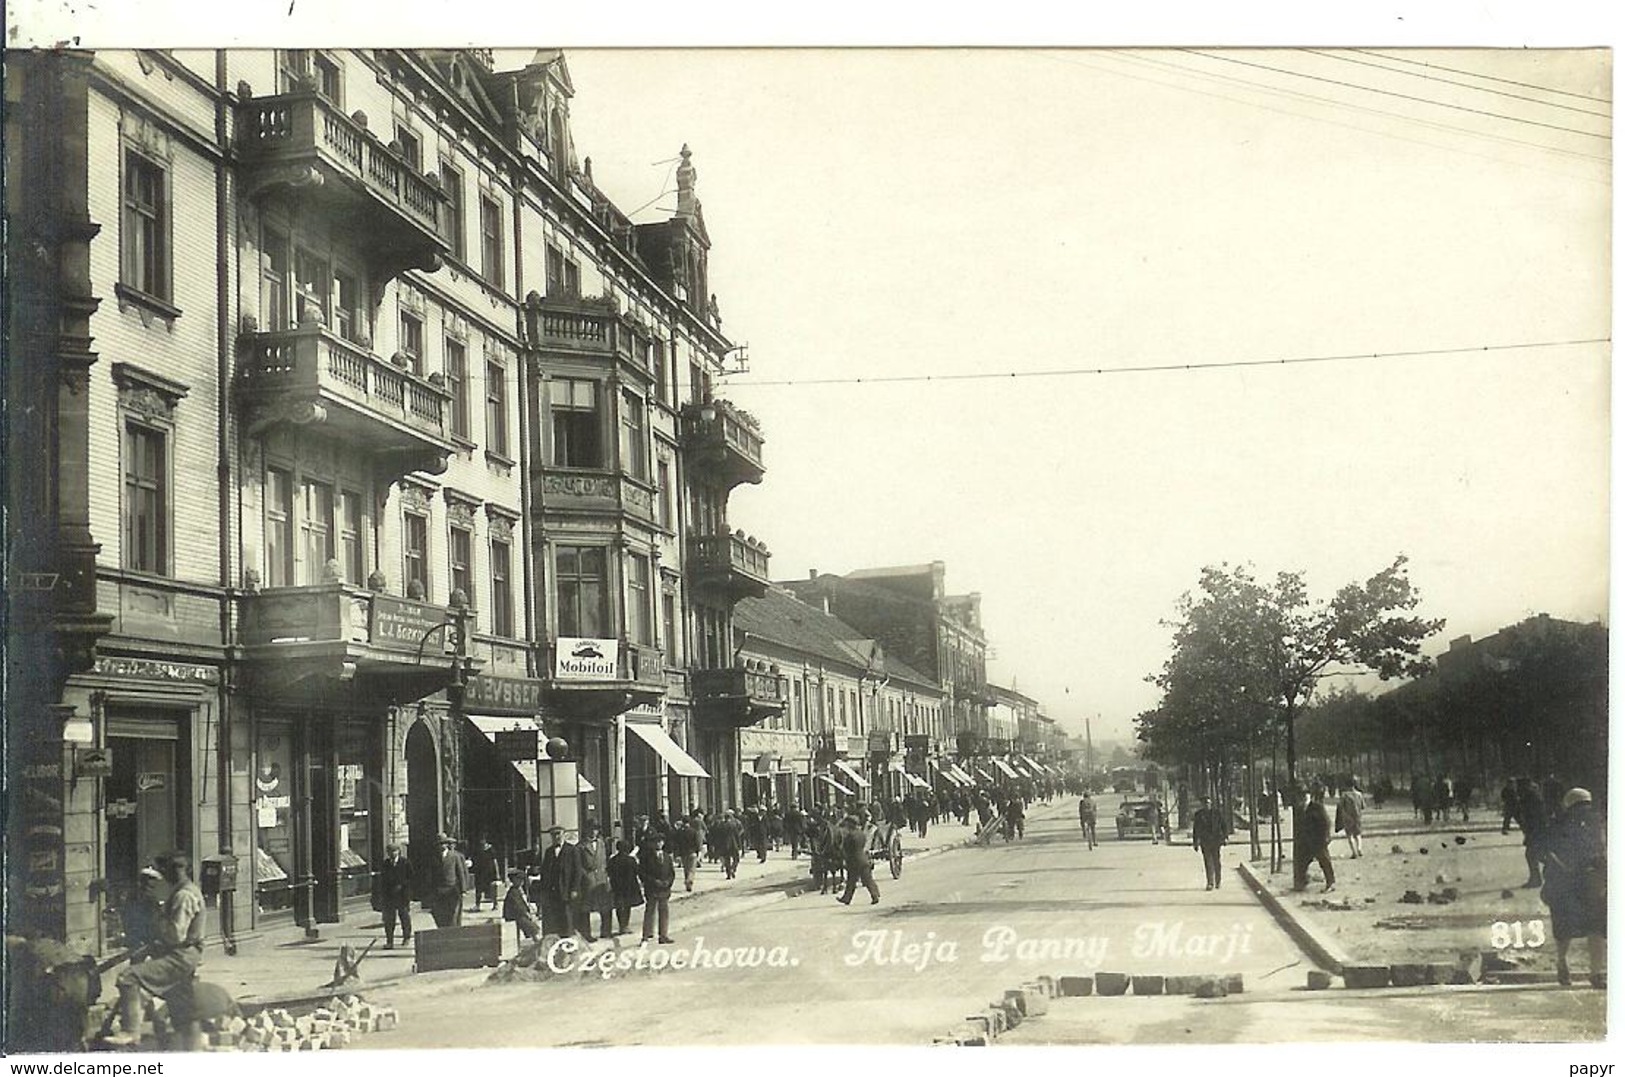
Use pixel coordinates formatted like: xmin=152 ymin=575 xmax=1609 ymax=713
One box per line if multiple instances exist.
xmin=104 ymin=711 xmax=188 ymax=941
xmin=405 ymin=720 xmax=440 ymax=900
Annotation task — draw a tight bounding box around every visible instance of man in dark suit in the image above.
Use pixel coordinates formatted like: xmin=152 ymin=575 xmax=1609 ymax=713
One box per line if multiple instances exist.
xmin=431 ymin=833 xmax=471 ymax=927
xmin=373 ymin=844 xmax=414 ymax=947
xmin=1292 ymin=787 xmax=1336 ymax=893
xmin=836 ymin=814 xmax=881 ymax=906
xmin=638 ymin=831 xmax=676 ymax=944
xmin=535 ymin=826 xmax=577 ymax=936
xmin=571 ymin=822 xmax=612 ymax=942
xmin=1191 ymin=795 xmax=1229 ymax=891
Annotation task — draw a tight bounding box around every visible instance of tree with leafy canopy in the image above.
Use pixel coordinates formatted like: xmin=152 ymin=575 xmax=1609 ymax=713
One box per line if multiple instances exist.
xmin=1142 ymin=556 xmax=1443 ymax=881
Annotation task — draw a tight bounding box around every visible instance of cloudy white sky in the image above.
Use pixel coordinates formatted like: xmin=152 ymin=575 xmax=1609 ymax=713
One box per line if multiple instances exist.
xmin=558 ymin=47 xmax=1611 ymax=742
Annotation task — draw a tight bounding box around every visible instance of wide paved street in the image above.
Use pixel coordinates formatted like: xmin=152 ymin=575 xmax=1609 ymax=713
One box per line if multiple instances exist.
xmin=366 ymin=800 xmax=1326 ymax=1046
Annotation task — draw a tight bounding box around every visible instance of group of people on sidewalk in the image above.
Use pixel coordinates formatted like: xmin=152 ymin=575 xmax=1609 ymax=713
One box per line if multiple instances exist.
xmin=1502 ymin=778 xmax=1607 ymax=988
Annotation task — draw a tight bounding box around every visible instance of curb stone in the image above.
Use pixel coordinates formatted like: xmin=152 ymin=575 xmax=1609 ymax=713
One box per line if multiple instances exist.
xmin=1235 ymin=859 xmax=1351 ymax=974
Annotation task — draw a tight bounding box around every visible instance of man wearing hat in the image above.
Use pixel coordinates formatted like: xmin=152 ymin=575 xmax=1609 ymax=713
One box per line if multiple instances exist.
xmin=836 ymin=813 xmax=881 ymax=906
xmin=373 ymin=843 xmax=414 ymax=948
xmin=536 ymin=825 xmax=578 ymax=936
xmin=430 ymin=833 xmax=472 ymax=928
xmin=571 ymin=821 xmax=613 ymax=942
xmin=102 ymin=851 xmax=206 ymax=1046
xmin=1542 ymin=788 xmax=1607 ymax=987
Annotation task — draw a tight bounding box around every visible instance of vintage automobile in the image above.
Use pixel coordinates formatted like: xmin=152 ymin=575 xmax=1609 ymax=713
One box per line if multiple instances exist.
xmin=1116 ymin=798 xmax=1161 ymax=840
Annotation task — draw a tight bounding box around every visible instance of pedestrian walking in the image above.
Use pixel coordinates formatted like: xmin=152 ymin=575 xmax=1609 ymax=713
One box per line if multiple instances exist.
xmin=1455 ymin=778 xmax=1474 ymax=823
xmin=1292 ymin=787 xmax=1336 ymax=893
xmin=1541 ymin=789 xmax=1607 ymax=988
xmin=784 ymin=802 xmax=806 ymax=858
xmin=715 ymin=810 xmax=744 ymax=879
xmin=1337 ymin=781 xmax=1366 ymax=859
xmin=1077 ymin=793 xmax=1098 ymax=849
xmin=638 ymin=831 xmax=676 ymax=943
xmin=571 ymin=823 xmax=613 ymax=942
xmin=670 ymin=815 xmax=701 ymax=891
xmin=836 ymin=814 xmax=881 ymax=906
xmin=1510 ymin=778 xmax=1550 ymax=889
xmin=607 ymin=839 xmax=644 ymax=936
xmin=372 ymin=844 xmax=414 ymax=948
xmin=471 ymin=839 xmax=500 ymax=911
xmin=1191 ymin=795 xmax=1229 ymax=890
xmin=431 ymin=833 xmax=471 ymax=927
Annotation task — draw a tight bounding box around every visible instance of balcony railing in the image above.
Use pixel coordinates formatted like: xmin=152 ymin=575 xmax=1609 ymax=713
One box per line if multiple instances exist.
xmin=523 ymin=295 xmax=650 ymax=372
xmin=681 ymin=398 xmax=765 ymax=488
xmin=692 ymin=665 xmax=786 ymax=727
xmin=687 ymin=531 xmax=771 ymax=600
xmin=237 ymin=324 xmax=453 ymax=464
xmin=240 ymin=584 xmax=453 ymax=653
xmin=237 ymin=91 xmax=448 ymax=270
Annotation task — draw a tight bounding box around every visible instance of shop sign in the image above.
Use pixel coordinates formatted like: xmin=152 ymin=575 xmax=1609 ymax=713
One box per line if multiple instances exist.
xmin=74 ymin=747 xmax=113 ymax=778
xmin=136 ymin=771 xmax=168 ymax=793
xmin=465 ymin=674 xmax=545 ymax=713
xmin=867 ymin=732 xmax=892 ymax=754
xmin=904 ymin=734 xmax=930 ymax=750
xmin=494 ymin=728 xmax=539 ymax=761
xmin=93 ymin=656 xmax=220 ymax=684
xmin=371 ymin=596 xmax=454 ymax=654
xmin=555 ymin=637 xmax=618 ymax=680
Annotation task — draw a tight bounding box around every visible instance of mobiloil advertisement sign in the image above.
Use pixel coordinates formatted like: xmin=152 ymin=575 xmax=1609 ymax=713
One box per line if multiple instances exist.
xmin=555 ymin=637 xmax=619 ymax=680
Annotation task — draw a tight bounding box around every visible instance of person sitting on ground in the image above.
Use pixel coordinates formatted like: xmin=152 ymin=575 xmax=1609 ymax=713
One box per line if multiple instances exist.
xmin=103 ymin=851 xmax=206 ymax=1047
xmin=502 ymin=868 xmax=542 ymax=942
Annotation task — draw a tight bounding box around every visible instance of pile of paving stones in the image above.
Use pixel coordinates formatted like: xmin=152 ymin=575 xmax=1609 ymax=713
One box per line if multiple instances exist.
xmin=213 ymin=995 xmax=400 ymax=1051
xmin=935 ymin=972 xmax=1245 ymax=1045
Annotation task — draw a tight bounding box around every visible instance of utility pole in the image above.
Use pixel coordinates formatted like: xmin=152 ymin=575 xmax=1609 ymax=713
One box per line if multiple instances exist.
xmin=1086 ymin=716 xmax=1095 ymax=776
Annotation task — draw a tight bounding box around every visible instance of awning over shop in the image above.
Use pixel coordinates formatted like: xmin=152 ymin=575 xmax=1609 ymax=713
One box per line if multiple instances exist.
xmin=831 ymin=759 xmax=871 ymax=788
xmin=816 ymin=773 xmax=855 ymax=795
xmin=949 ymin=764 xmax=977 ymax=786
xmin=992 ymin=758 xmax=1020 ymax=779
xmin=1020 ymin=754 xmax=1048 ymax=776
xmin=974 ymin=767 xmax=995 ymax=784
xmin=466 ymin=715 xmax=595 ymax=794
xmin=626 ymin=721 xmax=710 ymax=779
xmin=902 ymin=772 xmax=930 ymax=790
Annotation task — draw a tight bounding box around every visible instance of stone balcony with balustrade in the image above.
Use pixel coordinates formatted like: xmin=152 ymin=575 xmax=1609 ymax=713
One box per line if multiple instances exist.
xmin=687 ymin=531 xmax=771 ymax=602
xmin=681 ymin=397 xmax=765 ymax=489
xmin=236 ymin=89 xmax=449 ymax=279
xmin=236 ymin=321 xmax=454 ymax=479
xmin=691 ymin=663 xmax=786 ymax=728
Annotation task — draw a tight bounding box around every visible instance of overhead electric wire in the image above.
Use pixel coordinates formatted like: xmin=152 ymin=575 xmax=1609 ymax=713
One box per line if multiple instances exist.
xmin=1300 ymin=48 xmax=1612 ymax=119
xmin=1099 ymin=50 xmax=1611 ymax=167
xmin=1176 ymin=48 xmax=1611 ymax=141
xmin=724 ymin=338 xmax=1608 ymax=389
xmin=1352 ymin=48 xmax=1613 ymax=106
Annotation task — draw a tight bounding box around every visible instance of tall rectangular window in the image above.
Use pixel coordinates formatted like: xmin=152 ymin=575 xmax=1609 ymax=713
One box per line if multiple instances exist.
xmin=448 ymin=524 xmax=472 ymax=607
xmin=299 ymin=478 xmax=335 ymax=585
xmin=261 ymin=227 xmax=289 ymax=330
xmin=123 ymin=151 xmax=168 ymax=301
xmin=399 ymin=311 xmax=424 ymax=376
xmin=403 ymin=512 xmax=429 ymax=597
xmin=123 ymin=423 xmax=168 ymax=574
xmin=618 ymin=390 xmax=646 ymax=480
xmin=445 ymin=338 xmax=470 ymax=439
xmin=627 ymin=554 xmax=653 ymax=646
xmin=312 ymin=52 xmax=342 ymax=103
xmin=554 ymin=546 xmax=608 ymax=638
xmin=265 ymin=467 xmax=293 ymax=587
xmin=395 ymin=126 xmax=422 ymax=171
xmin=485 ymin=361 xmax=508 ymax=456
xmin=294 ymin=248 xmax=329 ymax=327
xmin=661 ymin=591 xmax=678 ymax=661
xmin=490 ymin=538 xmax=514 ymax=638
xmin=550 ymin=378 xmax=602 ymax=467
xmin=331 ymin=268 xmax=361 ymax=343
xmin=651 ymin=340 xmax=668 ymax=404
xmin=441 ymin=163 xmax=465 ymax=262
xmin=656 ymin=460 xmax=672 ymax=529
xmin=479 ymin=196 xmax=504 ymax=287
xmin=339 ymin=490 xmax=364 ymax=585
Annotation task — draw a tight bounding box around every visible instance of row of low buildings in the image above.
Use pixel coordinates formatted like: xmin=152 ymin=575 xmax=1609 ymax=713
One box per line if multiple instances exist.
xmin=4 ymin=47 xmax=1068 ymax=958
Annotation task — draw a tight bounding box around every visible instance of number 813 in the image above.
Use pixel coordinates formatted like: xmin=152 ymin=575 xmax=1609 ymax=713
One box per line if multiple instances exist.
xmin=1490 ymin=920 xmax=1546 ymax=949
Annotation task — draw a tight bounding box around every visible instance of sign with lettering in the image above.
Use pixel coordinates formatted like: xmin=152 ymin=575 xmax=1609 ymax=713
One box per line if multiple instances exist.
xmin=370 ymin=596 xmax=454 ymax=654
xmin=464 ymin=674 xmax=545 ymax=713
xmin=904 ymin=734 xmax=931 ymax=751
xmin=554 ymin=637 xmax=618 ymax=681
xmin=93 ymin=656 xmax=220 ymax=684
xmin=74 ymin=747 xmax=113 ymax=778
xmin=494 ymin=729 xmax=539 ymax=761
xmin=868 ymin=732 xmax=893 ymax=754
xmin=137 ymin=771 xmax=168 ymax=793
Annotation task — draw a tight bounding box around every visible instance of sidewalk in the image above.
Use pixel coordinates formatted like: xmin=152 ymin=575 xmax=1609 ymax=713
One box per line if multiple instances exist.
xmin=199 ymin=803 xmax=1061 ymax=1006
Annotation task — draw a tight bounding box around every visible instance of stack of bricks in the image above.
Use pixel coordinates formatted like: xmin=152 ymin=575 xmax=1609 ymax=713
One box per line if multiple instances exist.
xmin=206 ymin=995 xmax=401 ymax=1051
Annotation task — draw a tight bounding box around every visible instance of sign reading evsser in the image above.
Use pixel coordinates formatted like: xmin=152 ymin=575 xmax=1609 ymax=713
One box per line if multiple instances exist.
xmin=465 ymin=674 xmax=544 ymax=713
xmin=371 ymin=596 xmax=454 ymax=654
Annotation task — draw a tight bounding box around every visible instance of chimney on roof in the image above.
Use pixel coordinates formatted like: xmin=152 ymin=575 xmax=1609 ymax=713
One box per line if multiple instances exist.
xmin=809 ymin=569 xmax=818 ymax=580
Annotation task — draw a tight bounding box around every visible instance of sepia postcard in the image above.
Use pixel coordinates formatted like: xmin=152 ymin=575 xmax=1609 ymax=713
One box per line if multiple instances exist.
xmin=1 ymin=5 xmax=1614 ymax=1074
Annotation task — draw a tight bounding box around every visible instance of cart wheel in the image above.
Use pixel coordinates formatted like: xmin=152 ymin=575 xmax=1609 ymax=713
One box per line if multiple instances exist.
xmin=889 ymin=838 xmax=904 ymax=879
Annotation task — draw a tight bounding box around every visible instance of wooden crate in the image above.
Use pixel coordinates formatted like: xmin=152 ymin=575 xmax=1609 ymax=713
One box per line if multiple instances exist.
xmin=413 ymin=923 xmax=502 ymax=972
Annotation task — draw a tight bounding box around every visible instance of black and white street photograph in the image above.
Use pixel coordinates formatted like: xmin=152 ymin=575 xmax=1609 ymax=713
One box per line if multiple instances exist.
xmin=1 ymin=5 xmax=1614 ymax=1071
